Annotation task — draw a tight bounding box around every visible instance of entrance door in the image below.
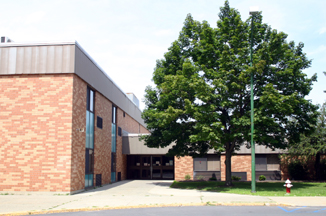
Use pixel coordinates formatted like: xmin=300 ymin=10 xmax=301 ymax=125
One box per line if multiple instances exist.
xmin=141 ymin=156 xmax=151 ymax=179
xmin=152 ymin=156 xmax=162 ymax=179
xmin=127 ymin=155 xmax=175 ymax=180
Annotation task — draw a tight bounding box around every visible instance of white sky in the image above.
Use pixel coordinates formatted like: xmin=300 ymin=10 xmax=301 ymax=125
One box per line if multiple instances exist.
xmin=1 ymin=0 xmax=325 ymax=110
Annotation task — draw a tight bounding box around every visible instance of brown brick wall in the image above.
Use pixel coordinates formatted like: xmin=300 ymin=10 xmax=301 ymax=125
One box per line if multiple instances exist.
xmin=93 ymin=91 xmax=112 ymax=185
xmin=116 ymin=136 xmax=127 ymax=181
xmin=70 ymin=75 xmax=87 ymax=192
xmin=116 ymin=108 xmax=148 ymax=181
xmin=220 ymin=155 xmax=252 ymax=181
xmin=0 ymin=73 xmax=148 ymax=192
xmin=174 ymin=156 xmax=193 ymax=180
xmin=117 ymin=108 xmax=148 ymax=134
xmin=140 ymin=125 xmax=148 ymax=133
xmin=0 ymin=74 xmax=74 ymax=192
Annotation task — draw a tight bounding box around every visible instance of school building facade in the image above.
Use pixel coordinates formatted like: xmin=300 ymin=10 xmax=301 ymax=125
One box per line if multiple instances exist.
xmin=0 ymin=38 xmax=283 ymax=193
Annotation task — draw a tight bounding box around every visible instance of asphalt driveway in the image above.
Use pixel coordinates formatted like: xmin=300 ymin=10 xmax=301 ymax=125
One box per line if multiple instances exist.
xmin=0 ymin=180 xmax=325 ymax=215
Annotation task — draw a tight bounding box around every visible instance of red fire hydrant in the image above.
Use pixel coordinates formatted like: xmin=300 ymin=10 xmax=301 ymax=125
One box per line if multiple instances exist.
xmin=284 ymin=179 xmax=293 ymax=194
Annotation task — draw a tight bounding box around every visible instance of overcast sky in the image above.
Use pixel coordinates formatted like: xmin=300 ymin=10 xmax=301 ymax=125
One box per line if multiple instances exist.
xmin=1 ymin=0 xmax=325 ymax=110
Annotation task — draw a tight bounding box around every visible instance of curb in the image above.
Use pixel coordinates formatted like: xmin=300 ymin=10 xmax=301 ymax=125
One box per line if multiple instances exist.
xmin=0 ymin=202 xmax=290 ymax=216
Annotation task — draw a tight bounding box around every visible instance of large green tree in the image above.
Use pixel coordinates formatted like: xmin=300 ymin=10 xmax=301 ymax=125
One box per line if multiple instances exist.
xmin=142 ymin=1 xmax=318 ymax=186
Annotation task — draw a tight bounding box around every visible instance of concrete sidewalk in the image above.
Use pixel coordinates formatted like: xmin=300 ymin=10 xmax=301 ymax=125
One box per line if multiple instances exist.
xmin=0 ymin=180 xmax=325 ymax=215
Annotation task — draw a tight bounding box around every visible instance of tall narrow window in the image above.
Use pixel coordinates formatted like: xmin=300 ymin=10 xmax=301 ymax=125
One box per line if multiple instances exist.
xmin=111 ymin=105 xmax=117 ymax=182
xmin=85 ymin=88 xmax=95 ymax=188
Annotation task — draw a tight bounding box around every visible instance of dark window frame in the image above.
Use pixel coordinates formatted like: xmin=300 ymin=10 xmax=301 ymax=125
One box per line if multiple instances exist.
xmin=86 ymin=87 xmax=95 ymax=180
xmin=112 ymin=105 xmax=117 ymax=124
xmin=87 ymin=88 xmax=95 ymax=113
xmin=118 ymin=127 xmax=122 ymax=136
xmin=97 ymin=116 xmax=103 ymax=129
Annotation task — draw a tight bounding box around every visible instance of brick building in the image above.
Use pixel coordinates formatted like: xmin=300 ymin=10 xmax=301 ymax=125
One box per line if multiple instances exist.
xmin=0 ymin=38 xmax=283 ymax=193
xmin=123 ymin=135 xmax=284 ymax=182
xmin=0 ymin=39 xmax=149 ymax=193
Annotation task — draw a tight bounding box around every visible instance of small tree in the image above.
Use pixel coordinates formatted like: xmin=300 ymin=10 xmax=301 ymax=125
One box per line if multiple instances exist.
xmin=142 ymin=1 xmax=318 ymax=186
xmin=288 ymin=102 xmax=326 ymax=180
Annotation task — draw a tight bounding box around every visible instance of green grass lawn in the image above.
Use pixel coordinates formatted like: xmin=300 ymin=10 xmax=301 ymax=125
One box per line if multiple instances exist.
xmin=170 ymin=181 xmax=326 ymax=196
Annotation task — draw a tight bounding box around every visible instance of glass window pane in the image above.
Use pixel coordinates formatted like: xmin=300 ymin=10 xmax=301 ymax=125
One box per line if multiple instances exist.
xmin=90 ymin=112 xmax=94 ymax=149
xmin=194 ymin=158 xmax=207 ymax=171
xmin=152 ymin=169 xmax=161 ymax=178
xmin=162 ymin=170 xmax=174 ymax=179
xmin=153 ymin=156 xmax=161 ymax=167
xmin=207 ymin=155 xmax=220 ymax=171
xmin=85 ymin=174 xmax=89 ymax=187
xmin=256 ymin=155 xmax=267 ymax=171
xmin=111 ymin=172 xmax=116 ymax=182
xmin=267 ymin=155 xmax=280 ymax=171
xmin=111 ymin=123 xmax=116 ymax=152
xmin=142 ymin=157 xmax=151 ymax=167
xmin=86 ymin=111 xmax=90 ymax=148
xmin=111 ymin=152 xmax=116 ymax=172
xmin=112 ymin=106 xmax=116 ymax=124
xmin=162 ymin=156 xmax=173 ymax=166
xmin=89 ymin=174 xmax=93 ymax=187
xmin=141 ymin=169 xmax=150 ymax=178
xmin=90 ymin=90 xmax=94 ymax=112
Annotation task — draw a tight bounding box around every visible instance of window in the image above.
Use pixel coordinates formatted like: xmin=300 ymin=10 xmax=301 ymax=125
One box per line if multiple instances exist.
xmin=194 ymin=158 xmax=207 ymax=171
xmin=97 ymin=116 xmax=103 ymax=129
xmin=85 ymin=87 xmax=95 ymax=188
xmin=87 ymin=88 xmax=94 ymax=112
xmin=256 ymin=154 xmax=280 ymax=171
xmin=118 ymin=127 xmax=122 ymax=136
xmin=194 ymin=155 xmax=221 ymax=171
xmin=111 ymin=153 xmax=116 ymax=172
xmin=112 ymin=106 xmax=116 ymax=124
xmin=207 ymin=155 xmax=220 ymax=171
xmin=267 ymin=155 xmax=280 ymax=171
xmin=111 ymin=105 xmax=117 ymax=182
xmin=256 ymin=155 xmax=267 ymax=171
xmin=85 ymin=88 xmax=95 ymax=187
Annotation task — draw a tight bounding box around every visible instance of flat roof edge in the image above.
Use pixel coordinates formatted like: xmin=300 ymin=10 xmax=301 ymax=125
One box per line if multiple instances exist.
xmin=74 ymin=42 xmax=143 ymax=113
xmin=0 ymin=41 xmax=76 ymax=47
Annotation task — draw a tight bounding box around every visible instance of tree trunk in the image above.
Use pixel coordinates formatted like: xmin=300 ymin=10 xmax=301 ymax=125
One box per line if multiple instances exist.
xmin=315 ymin=152 xmax=321 ymax=181
xmin=225 ymin=149 xmax=233 ymax=186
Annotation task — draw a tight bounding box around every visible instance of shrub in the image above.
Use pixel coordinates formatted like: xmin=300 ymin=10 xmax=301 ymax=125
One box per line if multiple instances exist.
xmin=196 ymin=175 xmax=204 ymax=180
xmin=209 ymin=177 xmax=217 ymax=181
xmin=185 ymin=174 xmax=191 ymax=180
xmin=259 ymin=175 xmax=266 ymax=181
xmin=320 ymin=159 xmax=326 ymax=180
xmin=288 ymin=160 xmax=306 ymax=180
xmin=231 ymin=176 xmax=241 ymax=181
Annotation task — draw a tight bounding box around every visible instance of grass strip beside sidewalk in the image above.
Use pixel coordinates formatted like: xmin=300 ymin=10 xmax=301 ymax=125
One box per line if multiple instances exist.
xmin=170 ymin=181 xmax=326 ymax=196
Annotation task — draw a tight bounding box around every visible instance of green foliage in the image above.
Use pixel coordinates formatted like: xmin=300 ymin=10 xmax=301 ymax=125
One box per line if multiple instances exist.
xmin=185 ymin=174 xmax=191 ymax=180
xmin=231 ymin=176 xmax=241 ymax=181
xmin=209 ymin=177 xmax=217 ymax=181
xmin=288 ymin=102 xmax=326 ymax=180
xmin=142 ymin=0 xmax=318 ymax=185
xmin=259 ymin=175 xmax=266 ymax=181
xmin=288 ymin=160 xmax=307 ymax=180
xmin=320 ymin=159 xmax=326 ymax=180
xmin=196 ymin=175 xmax=204 ymax=180
xmin=288 ymin=103 xmax=326 ymax=156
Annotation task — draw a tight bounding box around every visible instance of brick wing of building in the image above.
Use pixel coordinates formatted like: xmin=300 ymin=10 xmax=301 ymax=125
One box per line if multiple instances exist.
xmin=0 ymin=38 xmax=285 ymax=194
